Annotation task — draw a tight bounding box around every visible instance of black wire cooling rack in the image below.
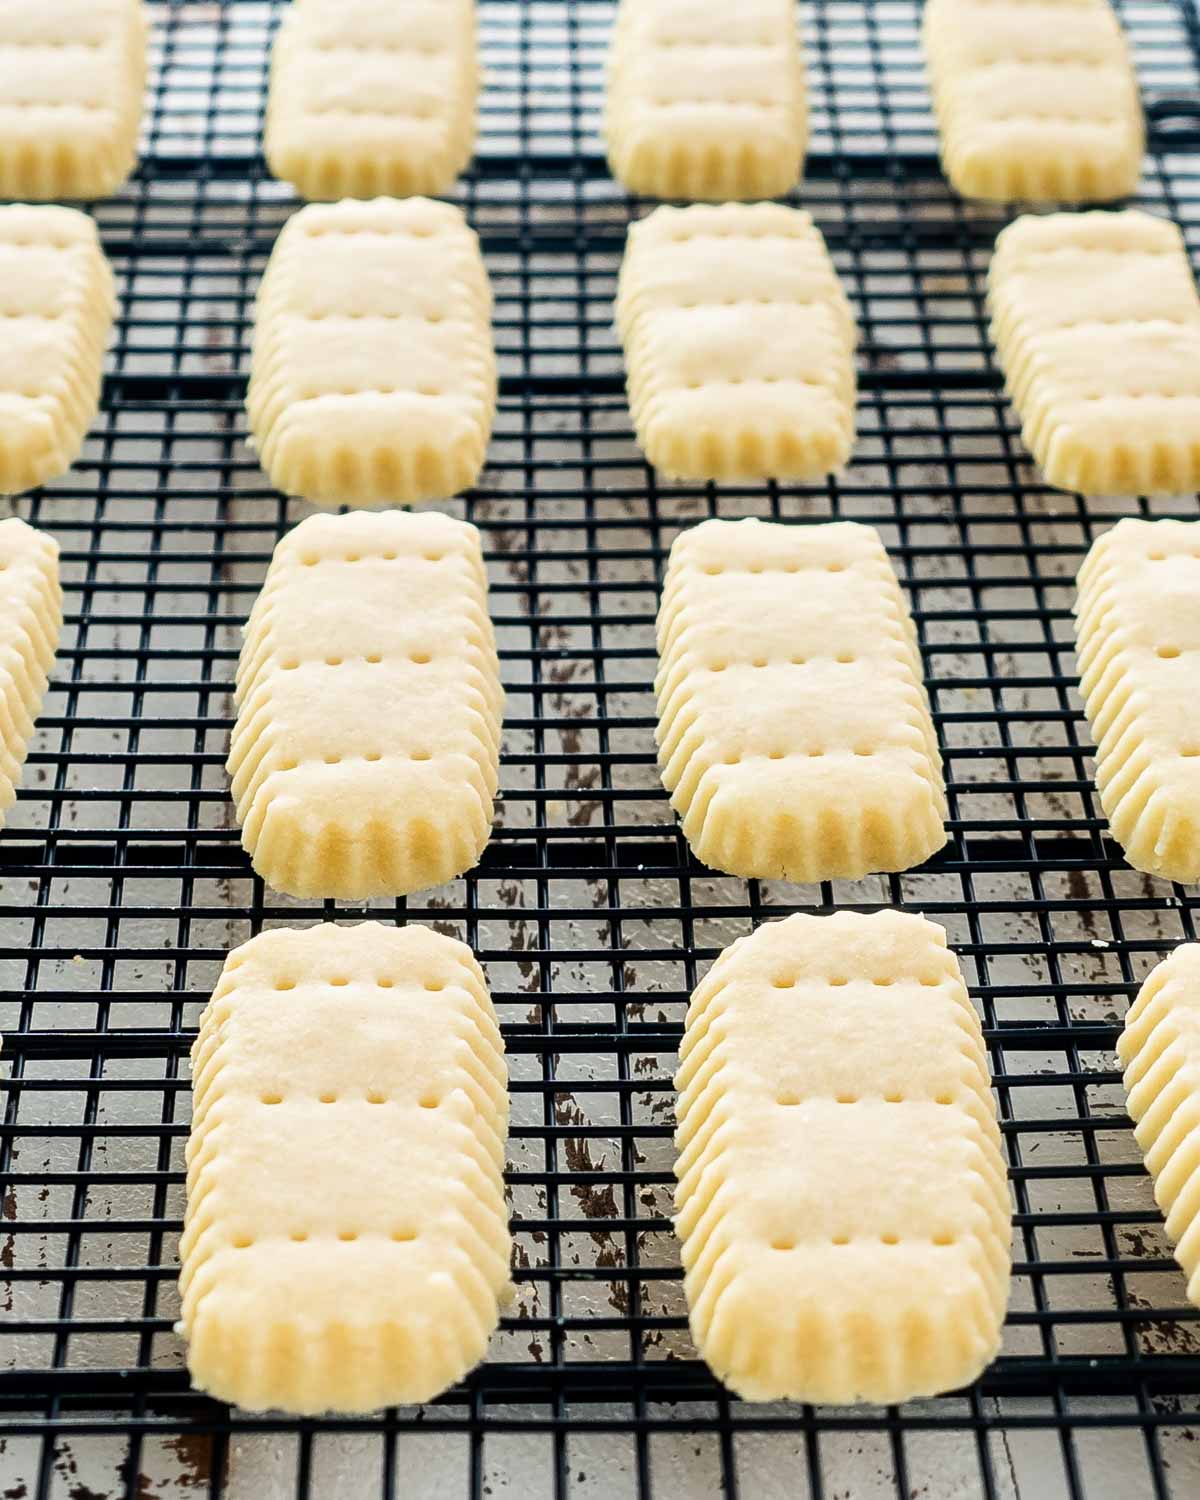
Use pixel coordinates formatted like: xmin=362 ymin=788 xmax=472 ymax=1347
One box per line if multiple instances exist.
xmin=4 ymin=1 xmax=1200 ymax=1497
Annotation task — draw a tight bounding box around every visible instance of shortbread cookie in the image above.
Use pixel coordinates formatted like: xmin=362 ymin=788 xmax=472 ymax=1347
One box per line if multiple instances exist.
xmin=1119 ymin=944 xmax=1200 ymax=1306
xmin=247 ymin=198 xmax=496 ymax=507
xmin=656 ymin=518 xmax=946 ymax=882
xmin=1074 ymin=517 xmax=1200 ymax=882
xmin=265 ymin=0 xmax=477 ymax=200
xmin=922 ymin=0 xmax=1142 ymax=203
xmin=228 ymin=510 xmax=503 ymax=900
xmin=180 ymin=922 xmax=510 ymax=1413
xmin=675 ymin=910 xmax=1010 ymax=1403
xmin=616 ymin=204 xmax=856 ymax=481
xmin=0 ymin=518 xmax=61 ymax=828
xmin=0 ymin=207 xmax=115 ymax=495
xmin=988 ymin=211 xmax=1200 ymax=495
xmin=605 ymin=0 xmax=806 ymax=200
xmin=0 ymin=0 xmax=148 ymax=200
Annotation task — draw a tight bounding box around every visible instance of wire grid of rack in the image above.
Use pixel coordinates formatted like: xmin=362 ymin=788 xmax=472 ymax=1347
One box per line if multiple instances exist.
xmin=4 ymin=1 xmax=1200 ymax=1497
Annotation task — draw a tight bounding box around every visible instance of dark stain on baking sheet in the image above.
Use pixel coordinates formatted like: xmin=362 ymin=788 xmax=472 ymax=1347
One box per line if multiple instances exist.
xmin=1 ymin=1188 xmax=14 ymax=1313
xmin=510 ymin=1235 xmax=544 ymax=1345
xmin=1122 ymin=1228 xmax=1200 ymax=1357
xmin=1 ymin=1445 xmax=26 ymax=1500
xmin=545 ymin=655 xmax=603 ymax=828
xmin=48 ymin=1441 xmax=108 ymax=1500
xmin=481 ymin=512 xmax=530 ymax=591
xmin=555 ymin=1094 xmax=619 ymax=1234
xmin=421 ymin=893 xmax=463 ymax=941
xmin=552 ymin=1094 xmax=631 ymax=1318
xmin=1065 ymin=869 xmax=1099 ymax=938
xmin=166 ymin=1432 xmax=217 ymax=1490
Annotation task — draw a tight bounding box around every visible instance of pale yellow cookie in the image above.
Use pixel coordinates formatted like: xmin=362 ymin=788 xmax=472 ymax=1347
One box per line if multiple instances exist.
xmin=180 ymin=921 xmax=510 ymax=1413
xmin=265 ymin=0 xmax=477 ymax=200
xmin=988 ymin=211 xmax=1200 ymax=495
xmin=1119 ymin=944 xmax=1200 ymax=1307
xmin=0 ymin=0 xmax=148 ymax=200
xmin=1074 ymin=517 xmax=1200 ymax=882
xmin=656 ymin=518 xmax=946 ymax=882
xmin=676 ymin=910 xmax=1011 ymax=1404
xmin=0 ymin=206 xmax=115 ymax=496
xmin=247 ymin=198 xmax=496 ymax=507
xmin=228 ymin=510 xmax=503 ymax=900
xmin=616 ymin=204 xmax=856 ymax=481
xmin=923 ymin=0 xmax=1142 ymax=203
xmin=604 ymin=0 xmax=806 ymax=200
xmin=0 ymin=517 xmax=61 ymax=827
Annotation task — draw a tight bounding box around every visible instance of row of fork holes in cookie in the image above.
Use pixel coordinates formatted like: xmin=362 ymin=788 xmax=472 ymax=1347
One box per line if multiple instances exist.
xmin=301 ymin=383 xmax=450 ymax=398
xmin=300 ymin=550 xmax=447 ymax=565
xmin=259 ymin=1091 xmax=440 ymax=1109
xmin=775 ymin=1092 xmax=958 ymax=1107
xmin=280 ymin=652 xmax=430 ymax=668
xmin=720 ymin=749 xmax=875 ymax=761
xmin=275 ymin=753 xmax=428 ymax=766
xmin=723 ymin=750 xmax=870 ymax=762
xmin=273 ymin=977 xmax=447 ymax=991
xmin=709 ymin=653 xmax=856 ymax=669
xmin=771 ymin=1232 xmax=959 ymax=1250
xmin=231 ymin=1229 xmax=418 ymax=1247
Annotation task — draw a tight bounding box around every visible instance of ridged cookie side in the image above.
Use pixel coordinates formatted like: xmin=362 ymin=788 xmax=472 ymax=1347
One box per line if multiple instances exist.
xmin=654 ymin=517 xmax=945 ymax=882
xmin=0 ymin=517 xmax=61 ymax=825
xmin=1118 ymin=943 xmax=1200 ymax=1304
xmin=227 ymin=509 xmax=503 ymax=899
xmin=922 ymin=0 xmax=1142 ymax=204
xmin=265 ymin=0 xmax=477 ymax=200
xmin=1073 ymin=517 xmax=1200 ymax=881
xmin=247 ymin=197 xmax=496 ymax=507
xmin=674 ymin=910 xmax=1010 ymax=1404
xmin=988 ymin=211 xmax=1200 ymax=496
xmin=0 ymin=0 xmax=148 ymax=199
xmin=0 ymin=205 xmax=115 ymax=494
xmin=616 ymin=203 xmax=856 ymax=480
xmin=604 ymin=0 xmax=806 ymax=200
xmin=181 ymin=921 xmax=510 ymax=1413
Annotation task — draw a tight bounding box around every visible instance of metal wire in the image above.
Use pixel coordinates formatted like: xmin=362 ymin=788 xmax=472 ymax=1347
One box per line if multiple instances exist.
xmin=3 ymin=1 xmax=1200 ymax=1497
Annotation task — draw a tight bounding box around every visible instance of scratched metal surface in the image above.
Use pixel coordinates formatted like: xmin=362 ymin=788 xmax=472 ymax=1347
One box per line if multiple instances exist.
xmin=3 ymin=1 xmax=1200 ymax=1496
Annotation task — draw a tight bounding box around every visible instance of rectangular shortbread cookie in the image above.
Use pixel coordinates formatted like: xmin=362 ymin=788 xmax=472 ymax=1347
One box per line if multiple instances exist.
xmin=675 ymin=910 xmax=1011 ymax=1403
xmin=604 ymin=0 xmax=806 ymax=200
xmin=265 ymin=0 xmax=477 ymax=200
xmin=0 ymin=517 xmax=61 ymax=829
xmin=180 ymin=921 xmax=510 ymax=1413
xmin=922 ymin=0 xmax=1142 ymax=203
xmin=0 ymin=206 xmax=115 ymax=495
xmin=1119 ymin=944 xmax=1200 ymax=1307
xmin=616 ymin=204 xmax=856 ymax=481
xmin=228 ymin=509 xmax=503 ymax=900
xmin=656 ymin=518 xmax=946 ymax=882
xmin=989 ymin=211 xmax=1200 ymax=496
xmin=1074 ymin=517 xmax=1200 ymax=882
xmin=0 ymin=0 xmax=148 ymax=200
xmin=247 ymin=197 xmax=496 ymax=507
